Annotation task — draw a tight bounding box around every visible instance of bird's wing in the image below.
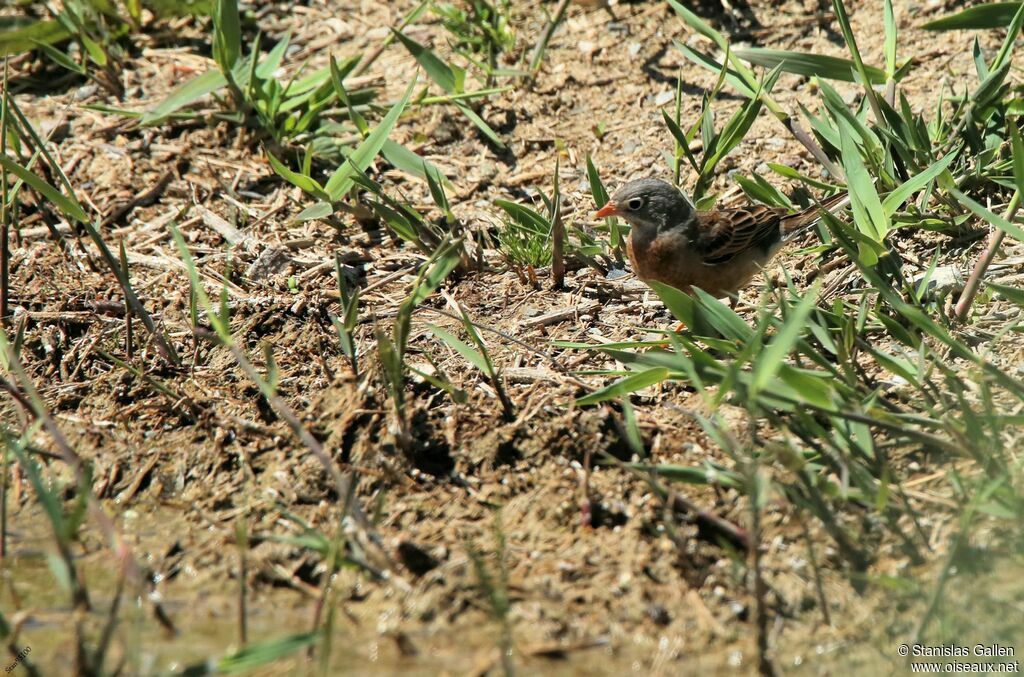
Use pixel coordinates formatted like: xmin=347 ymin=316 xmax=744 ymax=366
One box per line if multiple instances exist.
xmin=693 ymin=205 xmax=786 ymax=265
xmin=779 ymin=192 xmax=850 ymax=237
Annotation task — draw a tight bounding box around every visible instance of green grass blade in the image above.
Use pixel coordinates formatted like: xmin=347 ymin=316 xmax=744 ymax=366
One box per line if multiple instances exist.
xmin=393 ymin=30 xmax=456 ymax=93
xmin=838 ymin=118 xmax=888 ymax=246
xmin=948 ymin=187 xmax=1024 ymax=241
xmin=0 ymin=154 xmax=88 ymax=222
xmin=986 ymin=281 xmax=1024 ymax=307
xmin=32 ymin=39 xmax=86 ymax=75
xmin=576 ymin=367 xmax=671 ymax=406
xmin=1011 ymin=121 xmax=1024 ymax=194
xmin=210 ymin=633 xmax=317 ymax=674
xmin=380 ymin=139 xmax=448 ymax=184
xmin=586 ymin=156 xmax=610 ymax=207
xmin=453 ymin=100 xmax=505 ymax=150
xmin=883 ymin=0 xmax=897 ymax=79
xmin=673 ymin=42 xmax=757 ymax=99
xmin=923 ymin=2 xmax=1022 ymax=30
xmin=990 ymin=1 xmax=1024 ymax=71
xmin=495 ymin=199 xmax=551 ymax=232
xmin=428 ymin=324 xmax=490 ymax=373
xmin=0 ymin=19 xmax=69 ymax=57
xmin=212 ymin=0 xmax=241 ymax=72
xmin=295 ymin=201 xmax=333 ymax=221
xmin=407 ymin=242 xmax=462 ymax=308
xmin=324 ymin=77 xmax=416 ymax=200
xmin=254 ymin=33 xmax=290 ymax=79
xmin=141 ymin=69 xmax=227 ymax=125
xmin=627 ymin=462 xmax=743 ymax=489
xmin=880 ymin=152 xmax=954 ymax=217
xmin=751 ymin=284 xmax=821 ymax=397
xmin=266 ymin=152 xmax=326 ymax=198
xmin=734 ymin=48 xmax=885 ymax=84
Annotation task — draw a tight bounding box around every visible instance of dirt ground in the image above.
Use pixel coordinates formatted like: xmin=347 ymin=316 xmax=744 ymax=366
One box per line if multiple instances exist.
xmin=3 ymin=0 xmax=1024 ymax=674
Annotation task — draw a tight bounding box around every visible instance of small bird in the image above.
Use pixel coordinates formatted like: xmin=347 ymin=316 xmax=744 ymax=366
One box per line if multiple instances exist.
xmin=594 ymin=178 xmax=847 ymax=298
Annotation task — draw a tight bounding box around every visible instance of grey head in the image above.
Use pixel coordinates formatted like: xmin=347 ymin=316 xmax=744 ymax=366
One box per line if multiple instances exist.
xmin=597 ymin=178 xmax=696 ymax=234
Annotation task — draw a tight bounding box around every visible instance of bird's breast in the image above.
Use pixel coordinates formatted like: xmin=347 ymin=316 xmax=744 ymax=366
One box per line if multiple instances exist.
xmin=627 ymin=230 xmax=765 ymax=298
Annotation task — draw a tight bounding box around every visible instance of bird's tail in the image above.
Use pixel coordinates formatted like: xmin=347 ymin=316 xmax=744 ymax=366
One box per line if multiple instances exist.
xmin=780 ymin=192 xmax=850 ymax=239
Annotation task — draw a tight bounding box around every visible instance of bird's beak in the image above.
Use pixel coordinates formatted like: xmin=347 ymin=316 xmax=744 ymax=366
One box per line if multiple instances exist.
xmin=595 ymin=202 xmax=620 ymax=218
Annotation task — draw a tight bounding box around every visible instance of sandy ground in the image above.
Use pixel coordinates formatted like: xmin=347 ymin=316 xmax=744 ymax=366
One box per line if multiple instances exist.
xmin=2 ymin=0 xmax=1023 ymax=673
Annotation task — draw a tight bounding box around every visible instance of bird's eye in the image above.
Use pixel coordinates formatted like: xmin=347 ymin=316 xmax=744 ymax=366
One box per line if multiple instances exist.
xmin=626 ymin=196 xmax=645 ymax=211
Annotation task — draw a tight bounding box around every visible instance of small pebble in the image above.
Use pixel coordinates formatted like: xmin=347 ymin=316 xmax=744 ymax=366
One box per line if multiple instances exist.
xmin=654 ymin=89 xmax=675 ymax=106
xmin=74 ymin=84 xmax=98 ymax=101
xmin=646 ymin=604 xmax=672 ymax=626
xmin=606 ymin=268 xmax=630 ymax=281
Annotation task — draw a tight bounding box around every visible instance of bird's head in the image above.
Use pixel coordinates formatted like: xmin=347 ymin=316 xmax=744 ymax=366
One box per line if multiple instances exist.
xmin=594 ymin=178 xmax=695 ymax=235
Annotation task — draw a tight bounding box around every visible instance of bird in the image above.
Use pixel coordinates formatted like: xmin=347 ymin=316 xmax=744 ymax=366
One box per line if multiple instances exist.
xmin=594 ymin=178 xmax=848 ymax=299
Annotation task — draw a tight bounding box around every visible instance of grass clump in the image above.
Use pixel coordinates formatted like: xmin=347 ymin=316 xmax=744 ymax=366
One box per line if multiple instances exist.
xmin=496 ymin=212 xmax=552 ymax=267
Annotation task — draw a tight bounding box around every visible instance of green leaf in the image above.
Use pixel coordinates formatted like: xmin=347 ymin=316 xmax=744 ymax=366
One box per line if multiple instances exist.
xmin=668 ymin=0 xmax=727 ymax=55
xmin=734 ymin=48 xmax=885 ymax=84
xmin=407 ymin=243 xmax=462 ymax=307
xmin=80 ymin=33 xmax=107 ymax=67
xmin=495 ymin=199 xmax=551 ymax=232
xmin=703 ymin=69 xmax=773 ymax=173
xmin=454 ymin=100 xmax=505 ymax=150
xmin=141 ymin=69 xmax=227 ymax=125
xmin=212 ymin=0 xmax=241 ymax=72
xmin=691 ymin=287 xmax=755 ymax=341
xmin=576 ymin=367 xmax=671 ymax=406
xmin=883 ymin=0 xmax=897 ymax=78
xmin=380 ymin=139 xmax=448 ymax=184
xmin=948 ymin=187 xmax=1024 ymax=242
xmin=295 ymin=201 xmax=333 ymax=221
xmin=627 ymin=462 xmax=743 ymax=488
xmin=775 ymin=366 xmax=838 ymax=411
xmin=393 ymin=30 xmax=457 ymax=93
xmin=207 ymin=633 xmax=317 ymax=674
xmin=923 ymin=2 xmax=1022 ymax=30
xmin=662 ymin=109 xmax=701 ymax=174
xmin=324 ymin=77 xmax=417 ymax=200
xmin=768 ymin=162 xmax=842 ymax=191
xmin=991 ymin=2 xmax=1024 ymax=71
xmin=0 ymin=19 xmax=69 ymax=57
xmin=1010 ymin=119 xmax=1024 ymax=195
xmin=266 ymin=152 xmax=326 ymax=198
xmin=829 ymin=0 xmax=884 ymax=118
xmin=649 ymin=281 xmax=709 ymax=337
xmin=838 ymin=118 xmax=888 ymax=245
xmin=586 ymin=155 xmax=610 ymax=207
xmin=751 ymin=284 xmax=820 ymax=396
xmin=0 ymin=154 xmax=88 ymax=222
xmin=673 ymin=42 xmax=757 ymax=100
xmin=329 ymin=54 xmax=369 ymax=134
xmin=971 ymin=61 xmax=1012 ymax=112
xmin=428 ymin=324 xmax=489 ymax=372
xmin=880 ymin=152 xmax=954 ymax=217
xmin=987 ymin=281 xmax=1024 ymax=307
xmin=32 ymin=39 xmax=85 ymax=75
xmin=368 ymin=200 xmax=420 ymax=243
xmin=735 ymin=173 xmax=793 ymax=210
xmin=385 ymin=32 xmax=505 ymax=147
xmin=146 ymin=0 xmax=214 ymax=16
xmin=255 ymin=34 xmax=290 ymax=79
xmin=799 ymin=101 xmax=841 ymax=152
xmin=819 ymin=79 xmax=881 ymax=154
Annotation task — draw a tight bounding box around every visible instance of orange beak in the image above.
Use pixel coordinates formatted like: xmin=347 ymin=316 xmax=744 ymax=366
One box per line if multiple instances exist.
xmin=595 ymin=201 xmax=620 ymax=218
